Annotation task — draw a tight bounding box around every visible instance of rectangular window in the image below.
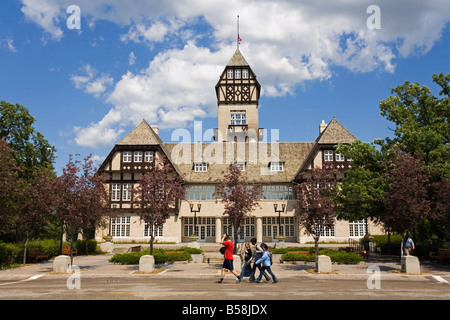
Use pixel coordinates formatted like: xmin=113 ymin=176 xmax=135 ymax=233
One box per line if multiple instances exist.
xmin=134 ymin=151 xmax=143 ymax=162
xmin=262 ymin=185 xmax=294 ymax=200
xmin=242 ymin=69 xmax=249 ymax=79
xmin=227 ymin=69 xmax=233 ymax=79
xmin=123 ymin=151 xmax=132 ymax=162
xmin=186 ymin=185 xmax=215 ymax=200
xmin=144 ymin=223 xmax=163 ymax=237
xmin=270 ymin=162 xmax=284 ymax=172
xmin=262 ymin=217 xmax=295 ymax=237
xmin=144 ymin=151 xmax=154 ymax=162
xmin=349 ymin=219 xmax=368 ymax=237
xmin=235 ymin=69 xmax=241 ymax=79
xmin=111 ymin=216 xmax=130 ymax=237
xmin=319 ymin=225 xmax=335 ymax=237
xmin=111 ymin=183 xmax=121 ymax=201
xmin=232 ymin=162 xmax=246 ymax=171
xmin=194 ymin=162 xmax=208 ymax=172
xmin=324 ymin=150 xmax=333 ymax=162
xmin=335 ymin=153 xmax=344 ymax=161
xmin=230 ymin=113 xmax=246 ymax=125
xmin=122 ymin=183 xmax=131 ymax=201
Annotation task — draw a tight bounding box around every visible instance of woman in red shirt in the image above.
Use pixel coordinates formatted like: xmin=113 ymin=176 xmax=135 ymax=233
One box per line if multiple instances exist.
xmin=217 ymin=234 xmax=241 ymax=283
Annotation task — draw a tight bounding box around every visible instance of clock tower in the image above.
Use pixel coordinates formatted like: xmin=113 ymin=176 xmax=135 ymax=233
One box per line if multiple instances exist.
xmin=215 ymin=49 xmax=262 ymax=142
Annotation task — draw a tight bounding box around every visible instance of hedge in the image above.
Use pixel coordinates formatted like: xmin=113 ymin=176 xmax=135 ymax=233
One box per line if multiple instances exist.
xmin=0 ymin=239 xmax=98 ymax=266
xmin=280 ymin=248 xmax=363 ymax=264
xmin=109 ymin=246 xmax=202 ymax=265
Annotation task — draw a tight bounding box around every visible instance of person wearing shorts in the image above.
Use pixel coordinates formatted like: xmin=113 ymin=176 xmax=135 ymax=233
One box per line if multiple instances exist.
xmin=217 ymin=234 xmax=241 ymax=283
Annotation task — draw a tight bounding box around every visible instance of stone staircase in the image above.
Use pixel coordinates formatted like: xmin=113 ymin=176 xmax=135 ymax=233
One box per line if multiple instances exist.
xmin=199 ymin=243 xmax=224 ymax=264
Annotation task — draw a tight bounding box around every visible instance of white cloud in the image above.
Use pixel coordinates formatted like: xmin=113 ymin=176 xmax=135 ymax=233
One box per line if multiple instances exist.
xmin=1 ymin=38 xmax=17 ymax=52
xmin=128 ymin=52 xmax=136 ymax=66
xmin=19 ymin=0 xmax=450 ymax=148
xmin=70 ymin=64 xmax=113 ymax=98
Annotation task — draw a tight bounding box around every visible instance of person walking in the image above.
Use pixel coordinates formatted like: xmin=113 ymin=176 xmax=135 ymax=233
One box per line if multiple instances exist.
xmin=255 ymin=244 xmax=277 ymax=283
xmin=217 ymin=234 xmax=241 ymax=283
xmin=249 ymin=238 xmax=270 ymax=282
xmin=239 ymin=242 xmax=252 ymax=281
xmin=401 ymin=233 xmax=415 ymax=256
xmin=362 ymin=234 xmax=370 ymax=260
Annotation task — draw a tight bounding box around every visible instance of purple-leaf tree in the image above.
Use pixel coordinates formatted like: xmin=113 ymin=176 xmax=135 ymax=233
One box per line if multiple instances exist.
xmin=131 ymin=156 xmax=185 ymax=255
xmin=295 ymin=164 xmax=339 ymax=271
xmin=216 ymin=164 xmax=261 ymax=253
xmin=57 ymin=154 xmax=107 ymax=263
xmin=381 ymin=148 xmax=431 ymax=236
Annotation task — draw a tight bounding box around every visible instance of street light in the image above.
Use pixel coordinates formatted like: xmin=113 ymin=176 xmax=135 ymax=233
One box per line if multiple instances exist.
xmin=189 ymin=203 xmax=202 ymax=236
xmin=274 ymin=203 xmax=286 ymax=237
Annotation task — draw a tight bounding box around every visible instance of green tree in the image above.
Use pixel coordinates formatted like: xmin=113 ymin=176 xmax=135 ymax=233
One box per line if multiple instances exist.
xmin=0 ymin=100 xmax=56 ymax=178
xmin=335 ymin=140 xmax=387 ymax=223
xmin=379 ymin=73 xmax=450 ymax=169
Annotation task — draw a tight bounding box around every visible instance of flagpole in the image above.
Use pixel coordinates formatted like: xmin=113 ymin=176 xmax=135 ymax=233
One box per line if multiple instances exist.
xmin=237 ymin=15 xmax=240 ymax=50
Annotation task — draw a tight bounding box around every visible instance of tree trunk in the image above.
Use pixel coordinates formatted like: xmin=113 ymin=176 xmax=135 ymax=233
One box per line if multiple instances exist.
xmin=150 ymin=235 xmax=154 ymax=255
xmin=314 ymin=236 xmax=320 ymax=272
xmin=23 ymin=233 xmax=30 ymax=265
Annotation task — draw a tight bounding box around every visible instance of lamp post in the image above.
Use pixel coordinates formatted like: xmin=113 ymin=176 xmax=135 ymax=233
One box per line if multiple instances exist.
xmin=274 ymin=203 xmax=286 ymax=237
xmin=189 ymin=203 xmax=202 ymax=236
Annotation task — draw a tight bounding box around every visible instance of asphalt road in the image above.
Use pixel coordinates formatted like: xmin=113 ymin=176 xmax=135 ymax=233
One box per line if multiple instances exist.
xmin=1 ymin=271 xmax=449 ymax=300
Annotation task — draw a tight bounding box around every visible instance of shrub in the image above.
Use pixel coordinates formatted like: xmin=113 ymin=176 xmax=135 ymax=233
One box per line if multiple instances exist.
xmin=280 ymin=248 xmax=363 ymax=264
xmin=74 ymin=239 xmax=98 ymax=254
xmin=109 ymin=247 xmax=197 ymax=265
xmin=0 ymin=243 xmax=22 ymax=265
xmin=281 ymin=252 xmax=315 ymax=262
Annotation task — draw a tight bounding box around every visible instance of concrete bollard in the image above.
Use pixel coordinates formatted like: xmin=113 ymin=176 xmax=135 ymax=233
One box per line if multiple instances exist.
xmin=317 ymin=255 xmax=332 ymax=273
xmin=100 ymin=242 xmax=115 ymax=253
xmin=53 ymin=255 xmax=71 ymax=273
xmin=401 ymin=255 xmax=420 ymax=274
xmin=190 ymin=253 xmax=204 ymax=263
xmin=139 ymin=255 xmax=155 ymax=273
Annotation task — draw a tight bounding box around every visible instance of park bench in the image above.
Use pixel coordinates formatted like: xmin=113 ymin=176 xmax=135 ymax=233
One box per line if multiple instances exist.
xmin=28 ymin=248 xmax=49 ymax=263
xmin=62 ymin=245 xmax=78 ymax=256
xmin=429 ymin=248 xmax=450 ymax=264
xmin=127 ymin=245 xmax=143 ymax=253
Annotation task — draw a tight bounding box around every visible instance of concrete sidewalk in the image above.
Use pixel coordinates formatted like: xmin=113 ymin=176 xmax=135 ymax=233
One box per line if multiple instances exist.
xmin=1 ymin=251 xmax=449 ymax=282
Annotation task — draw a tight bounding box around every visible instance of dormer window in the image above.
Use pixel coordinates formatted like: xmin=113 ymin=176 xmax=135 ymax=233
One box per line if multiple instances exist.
xmin=194 ymin=162 xmax=208 ymax=172
xmin=227 ymin=69 xmax=233 ymax=79
xmin=269 ymin=162 xmax=284 ymax=172
xmin=232 ymin=162 xmax=246 ymax=171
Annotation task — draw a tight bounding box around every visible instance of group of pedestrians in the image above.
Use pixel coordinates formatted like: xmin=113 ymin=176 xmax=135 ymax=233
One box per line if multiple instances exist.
xmin=217 ymin=234 xmax=277 ymax=284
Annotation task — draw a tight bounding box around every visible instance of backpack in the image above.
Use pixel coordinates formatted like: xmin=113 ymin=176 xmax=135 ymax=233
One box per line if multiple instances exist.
xmin=220 ymin=246 xmax=226 ymax=255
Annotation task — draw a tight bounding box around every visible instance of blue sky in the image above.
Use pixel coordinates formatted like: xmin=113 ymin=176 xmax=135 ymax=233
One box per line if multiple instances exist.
xmin=0 ymin=0 xmax=449 ymax=174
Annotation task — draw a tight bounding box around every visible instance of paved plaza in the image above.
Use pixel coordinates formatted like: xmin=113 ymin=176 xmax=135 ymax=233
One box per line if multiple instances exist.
xmin=1 ymin=245 xmax=449 ymax=303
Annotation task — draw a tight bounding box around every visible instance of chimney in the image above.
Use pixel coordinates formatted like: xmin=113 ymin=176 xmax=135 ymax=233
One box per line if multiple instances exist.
xmin=319 ymin=120 xmax=327 ymax=134
xmin=151 ymin=125 xmax=159 ymax=136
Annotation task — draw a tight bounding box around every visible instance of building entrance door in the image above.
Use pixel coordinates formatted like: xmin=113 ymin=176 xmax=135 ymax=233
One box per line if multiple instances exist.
xmin=199 ymin=225 xmax=206 ymax=242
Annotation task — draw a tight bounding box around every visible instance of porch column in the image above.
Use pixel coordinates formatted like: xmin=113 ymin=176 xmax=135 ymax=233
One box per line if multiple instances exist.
xmin=256 ymin=217 xmax=263 ymax=243
xmin=215 ymin=217 xmax=222 ymax=243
